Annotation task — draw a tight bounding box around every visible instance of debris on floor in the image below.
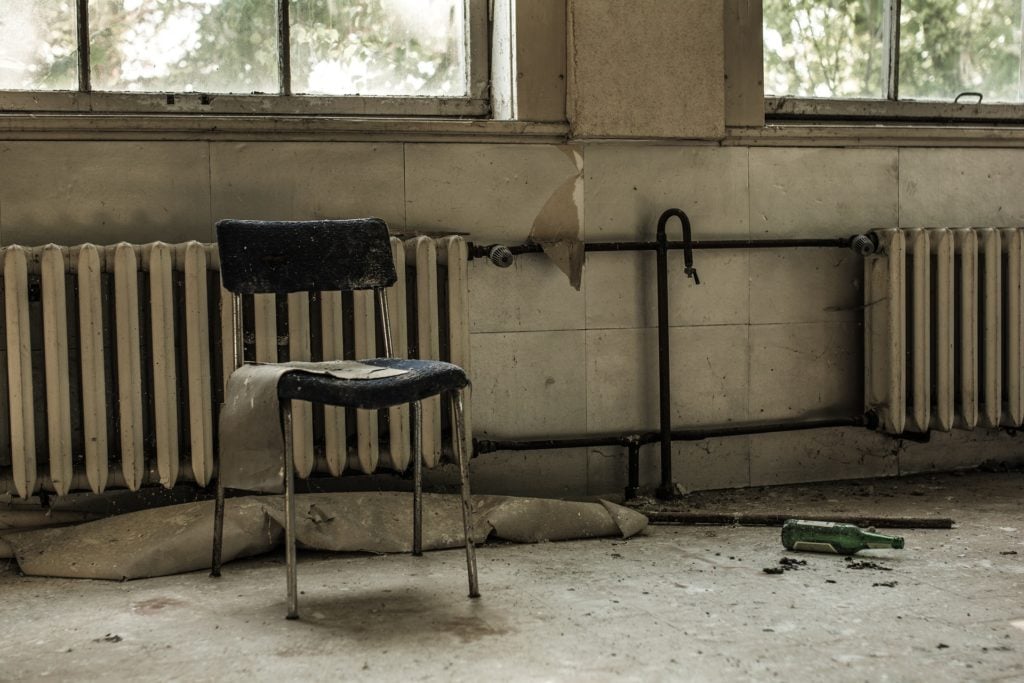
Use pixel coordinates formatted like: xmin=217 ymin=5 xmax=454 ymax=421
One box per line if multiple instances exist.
xmin=762 ymin=556 xmax=808 ymax=574
xmin=1 ymin=492 xmax=647 ymax=580
xmin=844 ymin=558 xmax=893 ymax=571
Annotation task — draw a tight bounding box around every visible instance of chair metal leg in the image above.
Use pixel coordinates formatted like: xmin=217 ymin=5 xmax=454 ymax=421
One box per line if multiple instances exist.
xmin=210 ymin=477 xmax=225 ymax=577
xmin=452 ymin=389 xmax=480 ymax=598
xmin=412 ymin=400 xmax=423 ymax=556
xmin=283 ymin=402 xmax=299 ymax=620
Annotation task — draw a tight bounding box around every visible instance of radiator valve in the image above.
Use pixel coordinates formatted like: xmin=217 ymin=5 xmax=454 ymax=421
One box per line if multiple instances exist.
xmin=850 ymin=234 xmax=877 ymax=256
xmin=488 ymin=245 xmax=514 ymax=268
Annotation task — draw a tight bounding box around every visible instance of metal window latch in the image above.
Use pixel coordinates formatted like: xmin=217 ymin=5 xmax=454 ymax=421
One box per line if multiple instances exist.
xmin=954 ymin=91 xmax=983 ymax=104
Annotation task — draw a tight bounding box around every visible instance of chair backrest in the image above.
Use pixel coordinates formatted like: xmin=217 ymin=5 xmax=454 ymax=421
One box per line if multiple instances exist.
xmin=216 ymin=218 xmax=398 ymax=295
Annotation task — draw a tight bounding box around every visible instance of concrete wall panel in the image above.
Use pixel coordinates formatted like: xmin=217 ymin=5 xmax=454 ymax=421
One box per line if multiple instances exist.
xmin=470 ymin=329 xmax=587 ymax=438
xmin=899 ymin=148 xmax=1024 ymax=227
xmin=210 ymin=142 xmax=405 ymax=228
xmin=586 ymin=325 xmax=750 ymax=432
xmin=0 ymin=141 xmax=212 ymax=245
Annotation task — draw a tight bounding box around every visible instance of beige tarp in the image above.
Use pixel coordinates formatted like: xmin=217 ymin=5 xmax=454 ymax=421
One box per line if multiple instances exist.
xmin=2 ymin=492 xmax=647 ymax=580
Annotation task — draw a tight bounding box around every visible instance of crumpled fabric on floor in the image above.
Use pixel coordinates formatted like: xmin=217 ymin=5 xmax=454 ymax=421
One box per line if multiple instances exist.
xmin=3 ymin=492 xmax=648 ymax=580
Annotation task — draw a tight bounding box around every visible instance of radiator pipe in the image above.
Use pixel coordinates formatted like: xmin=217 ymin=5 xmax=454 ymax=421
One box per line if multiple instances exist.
xmin=656 ymin=209 xmax=699 ymax=498
xmin=474 ymin=416 xmax=867 ymax=500
xmin=468 ymin=236 xmax=864 ymax=260
xmin=473 ymin=418 xmax=866 ymax=454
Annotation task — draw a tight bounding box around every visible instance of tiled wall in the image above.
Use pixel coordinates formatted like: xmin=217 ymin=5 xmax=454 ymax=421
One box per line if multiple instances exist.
xmin=2 ymin=140 xmax=1024 ymax=496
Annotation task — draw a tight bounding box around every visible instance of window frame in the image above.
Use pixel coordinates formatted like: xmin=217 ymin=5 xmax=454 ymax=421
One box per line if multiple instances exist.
xmin=763 ymin=0 xmax=1024 ymax=123
xmin=0 ymin=0 xmax=490 ymax=118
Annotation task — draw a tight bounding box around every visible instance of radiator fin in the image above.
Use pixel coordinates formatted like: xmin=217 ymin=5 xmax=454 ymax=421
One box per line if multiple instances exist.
xmin=320 ymin=289 xmax=347 ymax=477
xmin=113 ymin=244 xmax=145 ymax=491
xmin=1005 ymin=229 xmax=1024 ymax=426
xmin=287 ymin=291 xmax=315 ymax=478
xmin=407 ymin=237 xmax=443 ymax=467
xmin=385 ymin=237 xmax=411 ymax=471
xmin=932 ymin=230 xmax=955 ymax=432
xmin=147 ymin=243 xmax=180 ymax=489
xmin=41 ymin=246 xmax=73 ymax=495
xmin=75 ymin=245 xmax=109 ymax=493
xmin=183 ymin=243 xmax=214 ymax=486
xmin=352 ymin=289 xmax=379 ymax=474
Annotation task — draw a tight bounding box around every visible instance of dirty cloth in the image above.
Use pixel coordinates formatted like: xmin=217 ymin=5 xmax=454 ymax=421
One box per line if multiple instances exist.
xmin=2 ymin=492 xmax=648 ymax=580
xmin=219 ymin=362 xmax=408 ymax=493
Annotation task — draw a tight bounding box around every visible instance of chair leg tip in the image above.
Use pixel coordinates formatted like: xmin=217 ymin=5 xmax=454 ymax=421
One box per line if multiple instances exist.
xmin=469 ymin=591 xmax=481 ymax=599
xmin=286 ymin=613 xmax=300 ymax=620
xmin=209 ymin=570 xmax=221 ymax=578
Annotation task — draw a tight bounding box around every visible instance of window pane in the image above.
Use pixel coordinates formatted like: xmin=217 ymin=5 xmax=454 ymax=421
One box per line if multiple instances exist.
xmin=764 ymin=0 xmax=884 ymax=98
xmin=89 ymin=0 xmax=278 ymax=94
xmin=0 ymin=0 xmax=78 ymax=90
xmin=900 ymin=0 xmax=1023 ymax=102
xmin=290 ymin=0 xmax=466 ymax=97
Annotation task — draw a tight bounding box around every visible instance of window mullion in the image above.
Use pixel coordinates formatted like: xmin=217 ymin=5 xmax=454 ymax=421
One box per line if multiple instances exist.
xmin=882 ymin=0 xmax=902 ymax=101
xmin=77 ymin=0 xmax=91 ymax=92
xmin=278 ymin=0 xmax=292 ymax=96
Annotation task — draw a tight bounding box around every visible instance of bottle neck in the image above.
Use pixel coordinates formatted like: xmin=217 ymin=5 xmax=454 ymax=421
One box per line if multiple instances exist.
xmin=860 ymin=531 xmax=904 ymax=549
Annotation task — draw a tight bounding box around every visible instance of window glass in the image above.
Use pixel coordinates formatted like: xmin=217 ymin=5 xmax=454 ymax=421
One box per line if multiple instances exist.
xmin=0 ymin=0 xmax=78 ymax=90
xmin=88 ymin=0 xmax=278 ymax=94
xmin=764 ymin=0 xmax=885 ymax=99
xmin=900 ymin=0 xmax=1023 ymax=103
xmin=289 ymin=0 xmax=466 ymax=97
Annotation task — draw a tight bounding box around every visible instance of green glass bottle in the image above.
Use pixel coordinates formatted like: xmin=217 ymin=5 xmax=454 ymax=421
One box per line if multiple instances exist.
xmin=781 ymin=519 xmax=905 ymax=555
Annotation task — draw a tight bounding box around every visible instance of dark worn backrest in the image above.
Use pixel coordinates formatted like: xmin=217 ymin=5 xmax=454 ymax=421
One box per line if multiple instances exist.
xmin=216 ymin=218 xmax=397 ymax=294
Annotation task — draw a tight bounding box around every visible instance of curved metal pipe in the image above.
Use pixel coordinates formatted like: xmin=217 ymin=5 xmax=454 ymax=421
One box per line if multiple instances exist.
xmin=655 ymin=209 xmax=699 ymax=498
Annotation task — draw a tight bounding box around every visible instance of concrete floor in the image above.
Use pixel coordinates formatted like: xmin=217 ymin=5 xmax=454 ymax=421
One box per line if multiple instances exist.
xmin=1 ymin=470 xmax=1022 ymax=682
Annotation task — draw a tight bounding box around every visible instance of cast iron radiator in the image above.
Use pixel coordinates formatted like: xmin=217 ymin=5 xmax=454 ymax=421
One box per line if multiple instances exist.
xmin=865 ymin=227 xmax=1023 ymax=434
xmin=0 ymin=236 xmax=471 ymax=498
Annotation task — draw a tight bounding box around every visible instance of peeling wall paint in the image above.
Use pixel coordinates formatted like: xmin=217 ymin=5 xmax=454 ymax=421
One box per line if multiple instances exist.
xmin=528 ymin=146 xmax=585 ymax=288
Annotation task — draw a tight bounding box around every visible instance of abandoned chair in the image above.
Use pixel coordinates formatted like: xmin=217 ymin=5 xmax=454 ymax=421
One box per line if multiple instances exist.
xmin=210 ymin=218 xmax=479 ymax=619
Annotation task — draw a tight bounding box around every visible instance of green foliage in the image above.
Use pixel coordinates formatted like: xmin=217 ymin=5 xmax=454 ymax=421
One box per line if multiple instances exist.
xmin=10 ymin=0 xmax=463 ymax=96
xmin=764 ymin=0 xmax=884 ymax=98
xmin=764 ymin=0 xmax=1023 ymax=102
xmin=900 ymin=0 xmax=1022 ymax=102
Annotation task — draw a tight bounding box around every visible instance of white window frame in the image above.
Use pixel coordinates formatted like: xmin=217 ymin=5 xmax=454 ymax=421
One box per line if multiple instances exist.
xmin=764 ymin=0 xmax=1024 ymax=123
xmin=0 ymin=0 xmax=490 ymax=118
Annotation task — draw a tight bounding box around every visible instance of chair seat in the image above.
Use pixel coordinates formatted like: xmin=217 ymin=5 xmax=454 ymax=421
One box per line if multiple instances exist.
xmin=277 ymin=358 xmax=469 ymax=410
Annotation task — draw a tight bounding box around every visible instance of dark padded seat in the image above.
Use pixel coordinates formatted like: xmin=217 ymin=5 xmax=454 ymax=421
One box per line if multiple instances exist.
xmin=277 ymin=359 xmax=469 ymax=410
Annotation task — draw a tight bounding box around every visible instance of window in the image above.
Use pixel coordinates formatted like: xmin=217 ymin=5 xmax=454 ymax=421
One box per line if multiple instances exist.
xmin=0 ymin=0 xmax=488 ymax=116
xmin=763 ymin=0 xmax=1024 ymax=120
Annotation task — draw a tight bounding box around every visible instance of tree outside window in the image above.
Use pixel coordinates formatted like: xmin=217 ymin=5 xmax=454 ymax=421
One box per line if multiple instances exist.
xmin=764 ymin=0 xmax=1024 ymax=104
xmin=0 ymin=0 xmax=468 ymax=99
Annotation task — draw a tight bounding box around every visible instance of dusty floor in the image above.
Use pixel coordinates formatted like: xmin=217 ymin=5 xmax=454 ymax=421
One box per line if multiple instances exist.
xmin=1 ymin=470 xmax=1022 ymax=682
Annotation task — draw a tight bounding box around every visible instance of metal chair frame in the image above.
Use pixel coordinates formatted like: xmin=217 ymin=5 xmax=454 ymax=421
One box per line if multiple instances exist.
xmin=210 ymin=219 xmax=479 ymax=619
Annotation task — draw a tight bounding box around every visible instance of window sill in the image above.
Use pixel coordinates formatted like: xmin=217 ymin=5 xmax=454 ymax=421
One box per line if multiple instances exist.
xmin=0 ymin=113 xmax=570 ymax=144
xmin=726 ymin=122 xmax=1024 ymax=148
